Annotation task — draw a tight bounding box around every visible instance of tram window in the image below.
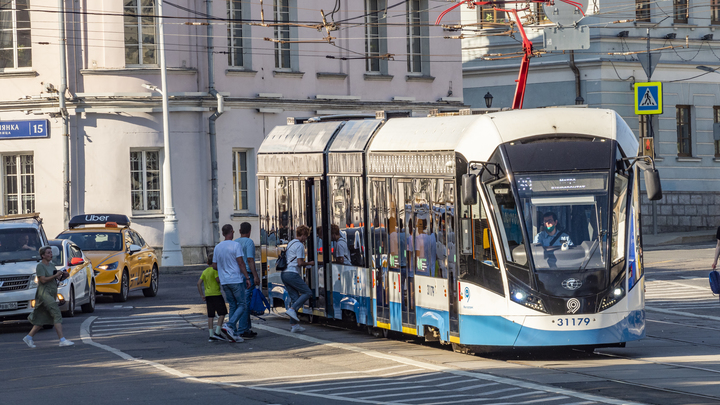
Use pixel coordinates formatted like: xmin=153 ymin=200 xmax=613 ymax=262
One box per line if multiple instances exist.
xmin=457 ymin=177 xmax=504 ymax=296
xmin=611 ymin=173 xmax=628 ymax=265
xmin=388 ymin=181 xmax=401 ymax=271
xmin=413 ymin=179 xmax=436 ymax=277
xmin=330 ymin=176 xmax=366 ymax=267
xmin=369 ymin=179 xmax=388 ymax=269
xmin=434 ymin=179 xmax=448 ymax=279
xmin=485 ymin=178 xmax=531 ymax=285
xmin=516 ymin=172 xmax=609 ymax=271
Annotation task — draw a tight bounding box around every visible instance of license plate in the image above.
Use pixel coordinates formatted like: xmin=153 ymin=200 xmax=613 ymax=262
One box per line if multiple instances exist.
xmin=0 ymin=302 xmax=18 ymax=310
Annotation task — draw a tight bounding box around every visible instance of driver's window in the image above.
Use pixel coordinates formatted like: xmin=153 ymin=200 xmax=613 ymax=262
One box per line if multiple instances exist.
xmin=124 ymin=231 xmax=133 ymax=251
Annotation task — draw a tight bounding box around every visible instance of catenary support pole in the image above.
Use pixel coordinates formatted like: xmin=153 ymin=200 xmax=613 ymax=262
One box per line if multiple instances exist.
xmin=207 ymin=0 xmax=222 ymax=246
xmin=59 ymin=0 xmax=70 ymax=228
xmin=158 ymin=0 xmax=184 ymax=266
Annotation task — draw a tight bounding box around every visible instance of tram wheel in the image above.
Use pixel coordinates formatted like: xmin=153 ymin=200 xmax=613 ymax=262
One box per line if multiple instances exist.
xmin=452 ymin=343 xmax=472 ymax=355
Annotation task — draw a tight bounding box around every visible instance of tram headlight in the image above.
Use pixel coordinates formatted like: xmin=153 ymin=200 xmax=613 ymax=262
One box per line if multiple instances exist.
xmin=509 ymin=282 xmax=548 ymax=313
xmin=599 ymin=275 xmax=626 ymax=311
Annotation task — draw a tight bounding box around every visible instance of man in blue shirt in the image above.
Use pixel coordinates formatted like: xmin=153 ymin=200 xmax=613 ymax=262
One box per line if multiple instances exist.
xmin=534 ymin=212 xmax=573 ymax=247
xmin=235 ymin=222 xmax=260 ymax=339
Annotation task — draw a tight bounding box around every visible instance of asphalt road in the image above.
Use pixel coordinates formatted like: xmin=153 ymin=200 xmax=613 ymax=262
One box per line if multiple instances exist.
xmin=2 ymin=243 xmax=720 ymax=405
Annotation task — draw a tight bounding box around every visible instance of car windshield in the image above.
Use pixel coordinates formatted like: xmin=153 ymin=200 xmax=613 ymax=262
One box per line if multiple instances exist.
xmin=0 ymin=228 xmax=42 ymax=262
xmin=57 ymin=232 xmax=123 ymax=252
xmin=515 ymin=172 xmax=609 ymax=271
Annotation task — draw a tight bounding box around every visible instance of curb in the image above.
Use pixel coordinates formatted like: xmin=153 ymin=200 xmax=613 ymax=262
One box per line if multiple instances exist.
xmin=159 ymin=264 xmax=206 ymax=274
xmin=646 ymin=233 xmax=716 ymax=247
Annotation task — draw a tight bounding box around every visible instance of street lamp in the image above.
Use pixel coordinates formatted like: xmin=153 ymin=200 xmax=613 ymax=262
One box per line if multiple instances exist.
xmin=484 ymin=92 xmax=493 ymax=108
xmin=696 ymin=65 xmax=720 ymax=74
xmin=144 ymin=0 xmax=183 ymax=267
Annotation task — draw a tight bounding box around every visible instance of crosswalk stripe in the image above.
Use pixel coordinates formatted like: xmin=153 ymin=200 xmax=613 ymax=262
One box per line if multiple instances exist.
xmin=92 ymin=321 xmax=194 ymax=332
xmin=91 ymin=325 xmax=197 ymax=338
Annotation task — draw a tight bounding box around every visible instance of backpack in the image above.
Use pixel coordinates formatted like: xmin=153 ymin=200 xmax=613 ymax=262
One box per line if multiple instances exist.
xmin=276 ymin=240 xmax=298 ymax=271
xmin=710 ymin=270 xmax=720 ymax=295
xmin=250 ymin=286 xmax=271 ymax=317
xmin=275 ymin=250 xmax=288 ymax=271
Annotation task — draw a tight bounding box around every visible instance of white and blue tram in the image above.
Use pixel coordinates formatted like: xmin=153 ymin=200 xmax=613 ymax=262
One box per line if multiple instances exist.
xmin=257 ymin=108 xmax=661 ymax=349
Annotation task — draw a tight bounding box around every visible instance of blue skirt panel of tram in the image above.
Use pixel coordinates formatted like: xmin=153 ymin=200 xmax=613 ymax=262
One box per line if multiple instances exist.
xmin=331 ymin=265 xmax=373 ymax=324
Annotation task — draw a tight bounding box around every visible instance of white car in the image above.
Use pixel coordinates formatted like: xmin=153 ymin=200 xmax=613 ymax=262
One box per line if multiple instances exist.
xmin=48 ymin=239 xmax=96 ymax=316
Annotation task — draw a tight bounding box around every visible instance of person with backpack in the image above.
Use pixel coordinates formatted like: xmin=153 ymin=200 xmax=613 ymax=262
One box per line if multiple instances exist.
xmin=281 ymin=225 xmax=314 ymax=333
xmin=213 ymin=224 xmax=250 ymax=342
xmin=234 ymin=222 xmax=260 ymax=339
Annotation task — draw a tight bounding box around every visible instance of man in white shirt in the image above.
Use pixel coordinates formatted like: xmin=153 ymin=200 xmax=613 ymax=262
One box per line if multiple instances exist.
xmin=213 ymin=224 xmax=250 ymax=342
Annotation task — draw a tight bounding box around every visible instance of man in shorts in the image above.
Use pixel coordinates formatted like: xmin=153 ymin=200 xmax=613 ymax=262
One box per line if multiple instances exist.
xmin=197 ymin=254 xmax=228 ymax=341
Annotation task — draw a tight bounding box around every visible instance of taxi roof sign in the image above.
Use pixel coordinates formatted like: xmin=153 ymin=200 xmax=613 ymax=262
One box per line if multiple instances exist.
xmin=635 ymin=82 xmax=662 ymax=115
xmin=69 ymin=214 xmax=131 ymax=229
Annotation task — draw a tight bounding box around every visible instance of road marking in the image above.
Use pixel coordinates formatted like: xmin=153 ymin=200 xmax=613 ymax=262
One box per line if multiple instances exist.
xmin=81 ymin=317 xmax=644 ymax=405
xmin=646 ymin=306 xmax=720 ymax=322
xmin=236 ymin=365 xmax=407 ymax=383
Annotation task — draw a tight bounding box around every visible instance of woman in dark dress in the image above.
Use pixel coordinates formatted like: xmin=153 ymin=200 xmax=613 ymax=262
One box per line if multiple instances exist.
xmin=23 ymin=246 xmax=74 ymax=348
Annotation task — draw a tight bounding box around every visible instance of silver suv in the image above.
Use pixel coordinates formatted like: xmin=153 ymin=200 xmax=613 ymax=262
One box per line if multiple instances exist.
xmin=0 ymin=213 xmax=49 ymax=321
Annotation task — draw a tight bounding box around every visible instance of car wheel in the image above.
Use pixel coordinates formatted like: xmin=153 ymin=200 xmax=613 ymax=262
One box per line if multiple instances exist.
xmin=142 ymin=265 xmax=159 ymax=297
xmin=113 ymin=270 xmax=129 ymax=302
xmin=62 ymin=286 xmax=76 ymax=317
xmin=81 ymin=282 xmax=96 ymax=313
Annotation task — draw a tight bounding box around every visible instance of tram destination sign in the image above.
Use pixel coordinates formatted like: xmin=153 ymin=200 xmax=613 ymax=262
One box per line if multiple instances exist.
xmin=516 ymin=174 xmax=607 ymax=196
xmin=0 ymin=120 xmax=48 ymax=139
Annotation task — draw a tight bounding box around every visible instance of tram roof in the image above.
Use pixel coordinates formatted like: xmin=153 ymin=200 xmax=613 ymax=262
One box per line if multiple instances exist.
xmin=368 ymin=108 xmax=636 ymax=161
xmin=258 ymin=121 xmax=342 ymax=154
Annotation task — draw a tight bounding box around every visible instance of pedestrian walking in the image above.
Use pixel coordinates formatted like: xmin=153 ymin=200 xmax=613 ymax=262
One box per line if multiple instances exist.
xmin=23 ymin=246 xmax=74 ymax=348
xmin=197 ymin=253 xmax=228 ymax=342
xmin=234 ymin=222 xmax=260 ymax=339
xmin=712 ymin=225 xmax=720 ymax=270
xmin=213 ymin=224 xmax=250 ymax=342
xmin=281 ymin=225 xmax=314 ymax=333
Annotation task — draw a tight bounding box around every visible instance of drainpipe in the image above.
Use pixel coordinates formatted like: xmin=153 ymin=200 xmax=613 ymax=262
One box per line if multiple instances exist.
xmin=569 ymin=50 xmax=581 ymax=103
xmin=207 ymin=0 xmax=223 ymax=245
xmin=59 ymin=0 xmax=70 ymax=227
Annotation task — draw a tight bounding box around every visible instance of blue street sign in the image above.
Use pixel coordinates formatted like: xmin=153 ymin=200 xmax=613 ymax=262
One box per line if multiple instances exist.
xmin=634 ymin=82 xmax=662 ymax=115
xmin=0 ymin=120 xmax=49 ymax=139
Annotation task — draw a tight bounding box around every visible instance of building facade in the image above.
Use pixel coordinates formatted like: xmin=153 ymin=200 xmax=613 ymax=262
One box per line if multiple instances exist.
xmin=459 ymin=0 xmax=720 ymax=234
xmin=0 ymin=0 xmax=463 ymax=263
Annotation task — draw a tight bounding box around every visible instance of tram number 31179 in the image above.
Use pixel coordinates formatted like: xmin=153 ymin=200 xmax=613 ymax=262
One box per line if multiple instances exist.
xmin=555 ymin=318 xmax=592 ymax=327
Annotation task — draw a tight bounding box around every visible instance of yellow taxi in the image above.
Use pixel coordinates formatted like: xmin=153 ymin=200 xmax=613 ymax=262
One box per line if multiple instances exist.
xmin=57 ymin=214 xmax=159 ymax=302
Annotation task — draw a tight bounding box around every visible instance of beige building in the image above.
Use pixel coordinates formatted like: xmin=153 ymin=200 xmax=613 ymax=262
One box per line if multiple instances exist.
xmin=0 ymin=0 xmax=464 ymax=263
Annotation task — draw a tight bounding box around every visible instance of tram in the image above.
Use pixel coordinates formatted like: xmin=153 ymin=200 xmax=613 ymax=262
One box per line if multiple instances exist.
xmin=256 ymin=108 xmax=662 ymax=350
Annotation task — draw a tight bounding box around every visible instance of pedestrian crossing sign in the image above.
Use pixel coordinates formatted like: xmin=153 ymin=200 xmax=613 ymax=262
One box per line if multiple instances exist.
xmin=635 ymin=82 xmax=662 ymax=115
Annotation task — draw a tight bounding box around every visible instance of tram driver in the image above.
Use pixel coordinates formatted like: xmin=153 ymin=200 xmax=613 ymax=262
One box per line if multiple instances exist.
xmin=533 ymin=212 xmax=573 ymax=248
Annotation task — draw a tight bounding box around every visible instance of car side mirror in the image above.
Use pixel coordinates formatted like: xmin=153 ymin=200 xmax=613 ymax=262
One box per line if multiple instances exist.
xmin=129 ymin=244 xmax=142 ymax=254
xmin=70 ymin=257 xmax=84 ymax=266
xmin=462 ymin=174 xmax=478 ymax=206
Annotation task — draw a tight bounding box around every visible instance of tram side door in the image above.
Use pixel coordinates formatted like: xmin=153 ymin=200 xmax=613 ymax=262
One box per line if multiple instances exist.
xmin=304 ymin=178 xmax=324 ymax=314
xmin=397 ymin=180 xmax=416 ymax=331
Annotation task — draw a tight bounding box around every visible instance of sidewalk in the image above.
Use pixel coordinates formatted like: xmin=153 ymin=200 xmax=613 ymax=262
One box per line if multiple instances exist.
xmin=643 ymin=229 xmax=717 ymax=247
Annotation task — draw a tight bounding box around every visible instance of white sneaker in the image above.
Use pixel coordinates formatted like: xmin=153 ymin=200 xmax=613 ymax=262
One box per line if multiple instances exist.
xmin=290 ymin=324 xmax=305 ymax=333
xmin=23 ymin=336 xmax=35 ymax=348
xmin=59 ymin=339 xmax=74 ymax=347
xmin=286 ymin=308 xmax=300 ymax=321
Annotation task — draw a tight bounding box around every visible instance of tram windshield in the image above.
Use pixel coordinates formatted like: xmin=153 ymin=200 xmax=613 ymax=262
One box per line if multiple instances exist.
xmin=515 ymin=172 xmax=609 ymax=271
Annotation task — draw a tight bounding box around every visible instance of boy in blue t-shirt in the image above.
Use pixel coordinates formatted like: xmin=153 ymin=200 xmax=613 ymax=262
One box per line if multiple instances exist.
xmin=197 ymin=254 xmax=228 ymax=341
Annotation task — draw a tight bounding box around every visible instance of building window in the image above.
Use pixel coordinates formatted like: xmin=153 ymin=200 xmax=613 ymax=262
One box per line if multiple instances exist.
xmin=714 ymin=0 xmax=720 ymax=25
xmin=676 ymin=105 xmax=692 ymax=157
xmin=124 ymin=0 xmax=157 ymax=65
xmin=274 ymin=0 xmax=290 ymax=69
xmin=130 ymin=151 xmax=161 ymax=212
xmin=714 ymin=107 xmax=720 ymax=157
xmin=0 ymin=0 xmax=31 ymax=69
xmin=406 ymin=0 xmax=425 ymax=73
xmin=365 ymin=0 xmax=381 ymax=72
xmin=233 ymin=150 xmax=248 ymax=211
xmin=673 ymin=0 xmax=688 ymax=24
xmin=636 ymin=0 xmax=651 ymax=22
xmin=227 ymin=0 xmax=243 ymax=67
xmin=477 ymin=2 xmax=505 ymax=28
xmin=2 ymin=154 xmax=34 ymax=215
